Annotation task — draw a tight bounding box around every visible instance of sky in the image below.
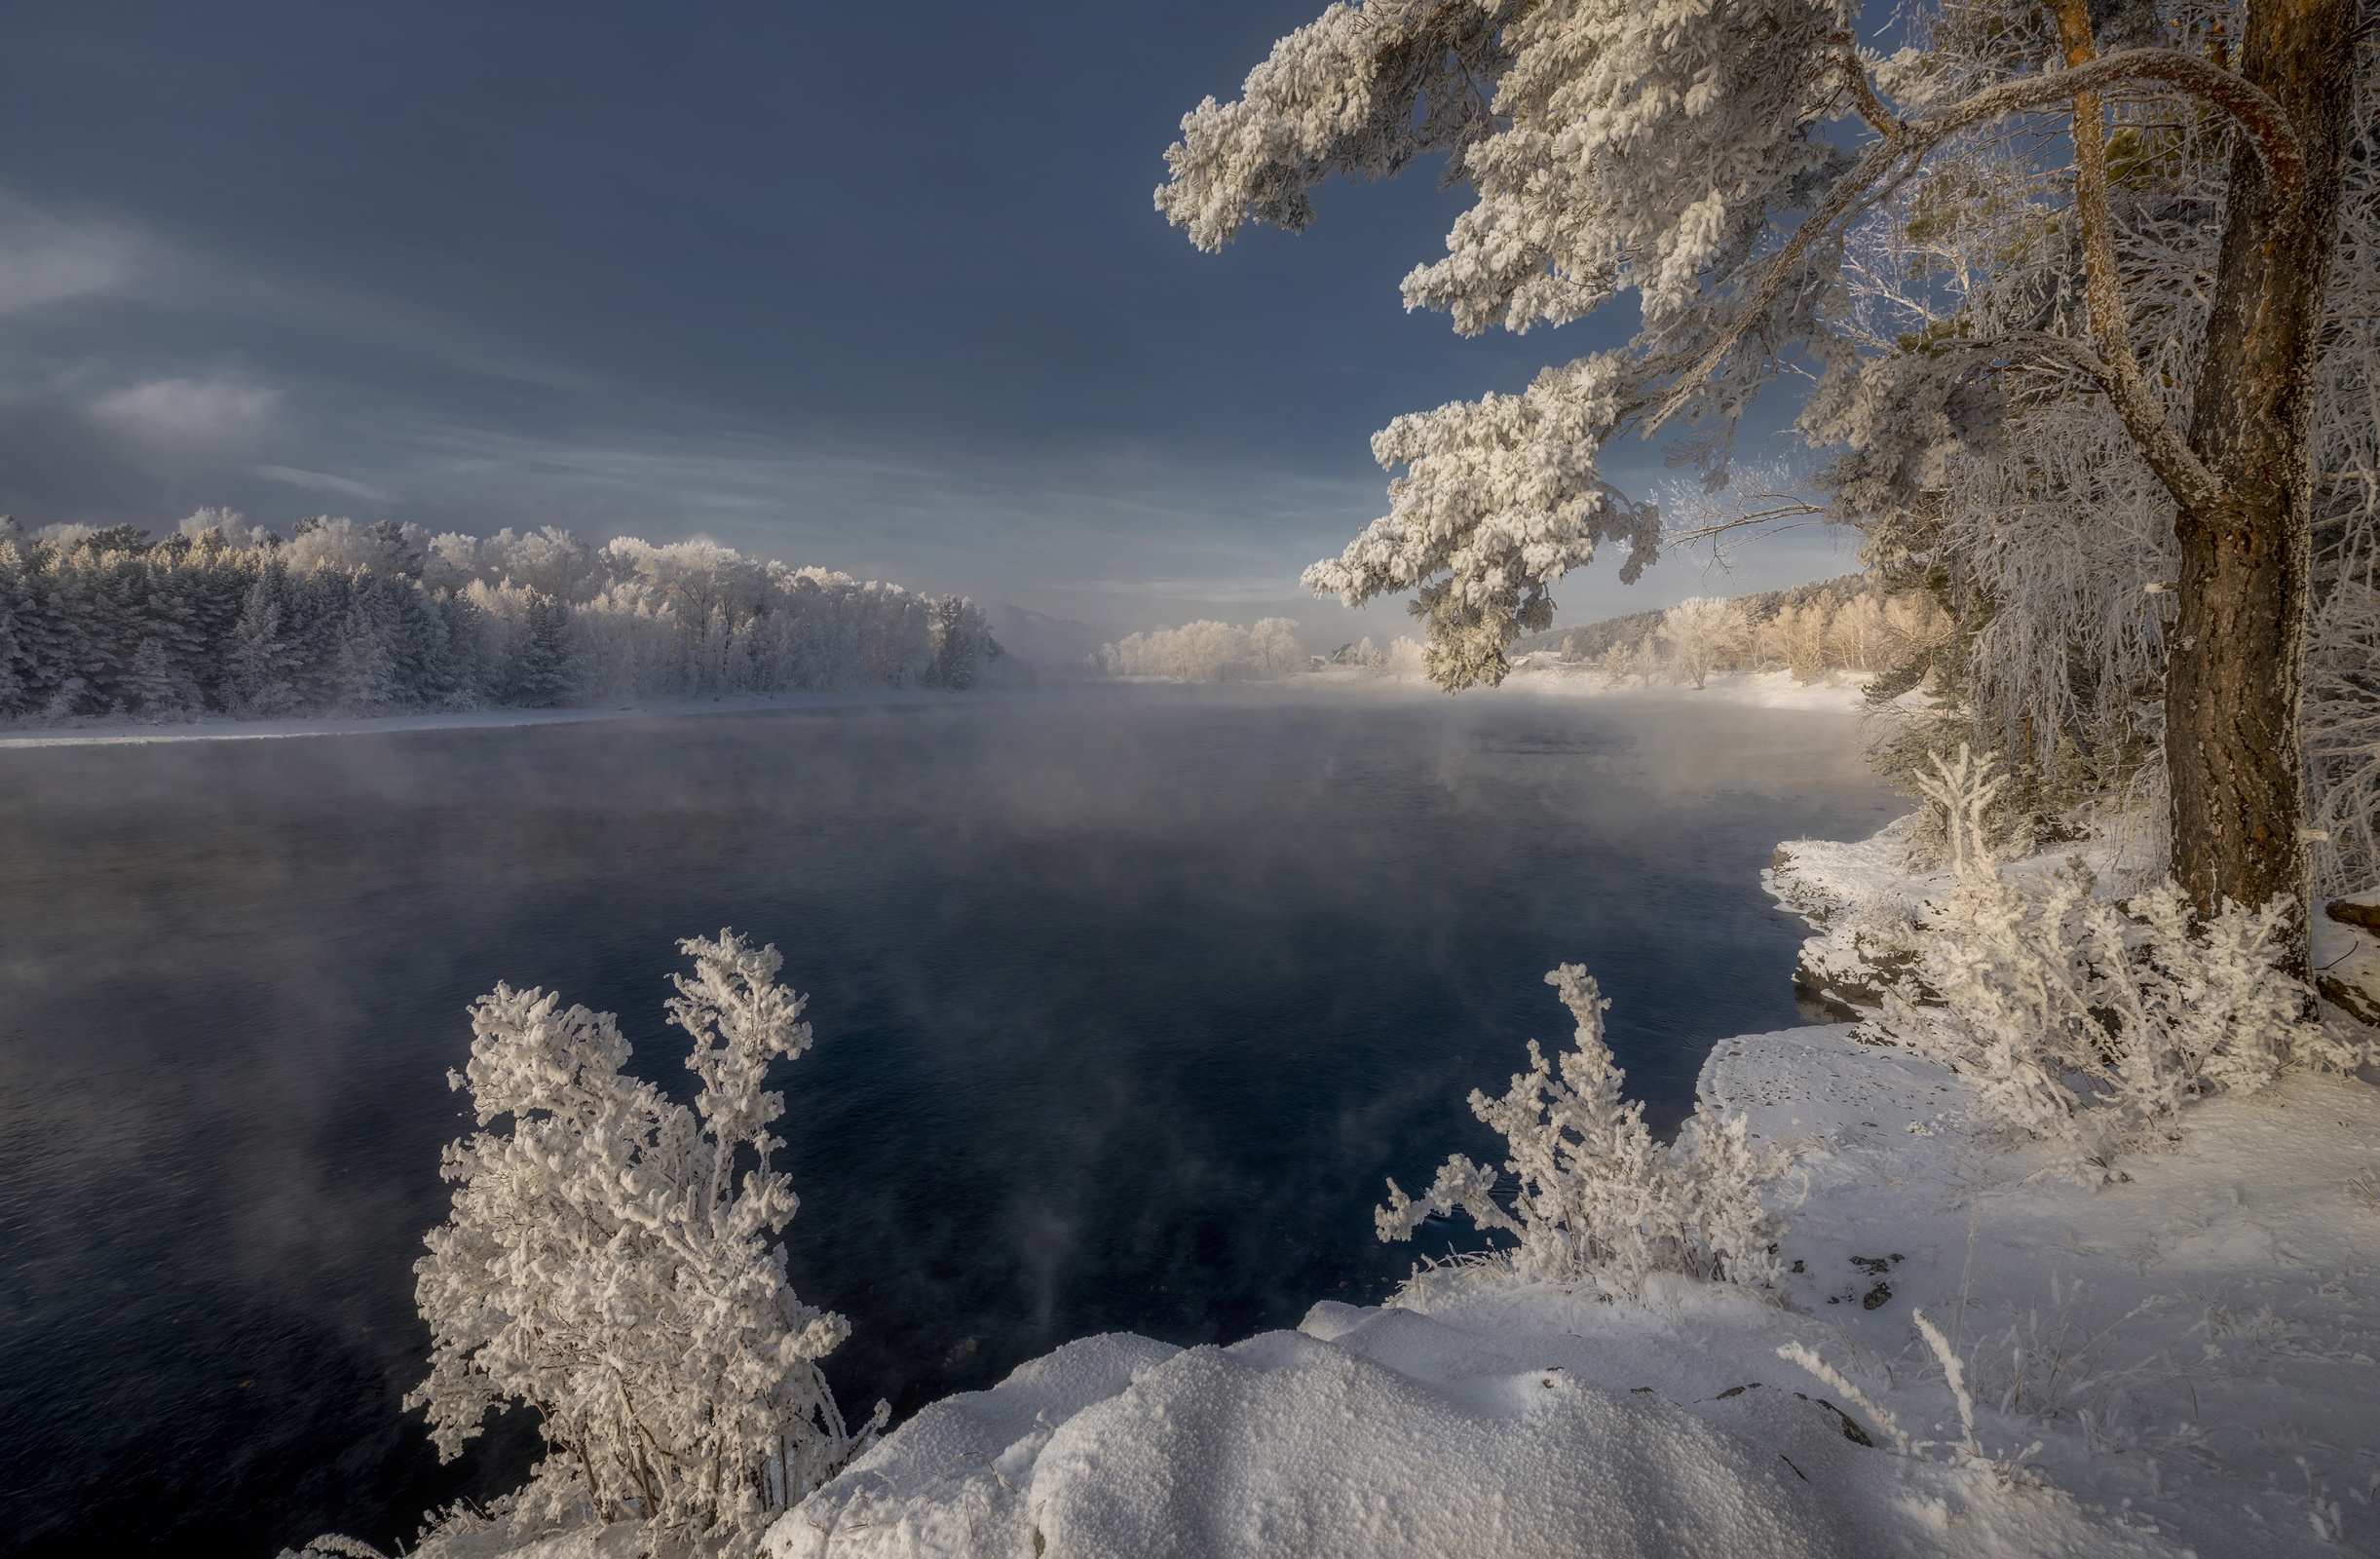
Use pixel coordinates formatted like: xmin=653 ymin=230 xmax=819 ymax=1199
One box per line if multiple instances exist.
xmin=0 ymin=0 xmax=1864 ymax=641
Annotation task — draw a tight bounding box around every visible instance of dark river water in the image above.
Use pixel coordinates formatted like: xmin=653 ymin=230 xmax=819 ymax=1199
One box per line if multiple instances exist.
xmin=0 ymin=686 xmax=1896 ymax=1557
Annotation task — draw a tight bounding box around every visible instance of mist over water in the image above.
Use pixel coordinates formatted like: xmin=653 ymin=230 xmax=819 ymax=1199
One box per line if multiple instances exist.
xmin=0 ymin=687 xmax=1897 ymax=1557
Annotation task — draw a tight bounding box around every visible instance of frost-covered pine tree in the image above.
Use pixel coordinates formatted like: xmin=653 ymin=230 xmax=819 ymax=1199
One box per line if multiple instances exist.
xmin=1160 ymin=0 xmax=2361 ymax=946
xmin=124 ymin=634 xmax=194 ymax=717
xmin=510 ymin=589 xmax=574 ymax=706
xmin=331 ymin=589 xmax=402 ymax=714
xmin=407 ymin=932 xmax=884 ymax=1547
xmin=0 ymin=547 xmax=26 ymax=717
xmin=224 ymin=572 xmax=303 ymax=715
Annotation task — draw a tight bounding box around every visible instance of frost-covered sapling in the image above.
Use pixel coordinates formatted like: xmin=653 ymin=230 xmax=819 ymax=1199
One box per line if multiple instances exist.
xmin=1379 ymin=964 xmax=1788 ymax=1294
xmin=406 ymin=931 xmax=884 ymax=1550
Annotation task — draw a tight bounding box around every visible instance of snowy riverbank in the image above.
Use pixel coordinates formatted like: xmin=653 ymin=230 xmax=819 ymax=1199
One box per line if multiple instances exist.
xmin=737 ymin=1012 xmax=2376 ymax=1559
xmin=1261 ymin=662 xmax=1872 ymax=713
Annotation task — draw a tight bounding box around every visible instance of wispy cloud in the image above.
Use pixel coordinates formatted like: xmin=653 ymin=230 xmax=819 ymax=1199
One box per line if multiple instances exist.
xmin=87 ymin=377 xmax=279 ymax=448
xmin=253 ymin=464 xmax=391 ymax=502
xmin=0 ymin=197 xmax=140 ymax=316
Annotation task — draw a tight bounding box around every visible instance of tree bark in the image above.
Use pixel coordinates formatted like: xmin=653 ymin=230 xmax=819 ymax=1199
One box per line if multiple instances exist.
xmin=2170 ymin=0 xmax=2358 ymax=963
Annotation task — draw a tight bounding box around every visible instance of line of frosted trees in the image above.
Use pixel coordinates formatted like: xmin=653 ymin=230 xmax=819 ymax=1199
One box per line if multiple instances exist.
xmin=1089 ymin=617 xmax=1308 ymax=681
xmin=1088 ymin=617 xmax=1441 ymax=681
xmin=0 ymin=511 xmax=1010 ymax=723
xmin=1568 ymin=590 xmax=1954 ymax=692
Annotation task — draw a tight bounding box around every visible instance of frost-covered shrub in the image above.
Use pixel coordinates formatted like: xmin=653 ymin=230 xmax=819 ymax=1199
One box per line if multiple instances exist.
xmin=1876 ymin=749 xmax=2358 ymax=1175
xmin=407 ymin=931 xmax=884 ymax=1548
xmin=1379 ymin=964 xmax=1788 ymax=1294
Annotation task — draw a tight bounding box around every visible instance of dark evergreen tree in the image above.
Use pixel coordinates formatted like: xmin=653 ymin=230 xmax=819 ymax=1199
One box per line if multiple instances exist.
xmin=511 ymin=590 xmax=574 ymax=706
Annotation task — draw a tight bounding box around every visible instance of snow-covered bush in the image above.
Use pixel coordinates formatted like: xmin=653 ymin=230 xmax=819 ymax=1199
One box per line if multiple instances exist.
xmin=1875 ymin=749 xmax=2357 ymax=1175
xmin=1379 ymin=964 xmax=1789 ymax=1294
xmin=407 ymin=931 xmax=883 ymax=1549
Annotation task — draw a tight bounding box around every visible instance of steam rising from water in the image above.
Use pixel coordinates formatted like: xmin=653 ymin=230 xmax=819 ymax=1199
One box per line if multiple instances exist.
xmin=0 ymin=686 xmax=1894 ymax=1556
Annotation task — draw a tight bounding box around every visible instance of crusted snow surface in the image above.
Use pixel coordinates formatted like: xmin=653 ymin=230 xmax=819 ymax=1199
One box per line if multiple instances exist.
xmin=1704 ymin=1023 xmax=2380 ymax=1556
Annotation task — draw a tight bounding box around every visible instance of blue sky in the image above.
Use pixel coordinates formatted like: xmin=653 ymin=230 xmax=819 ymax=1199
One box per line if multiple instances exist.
xmin=0 ymin=0 xmax=1862 ymax=637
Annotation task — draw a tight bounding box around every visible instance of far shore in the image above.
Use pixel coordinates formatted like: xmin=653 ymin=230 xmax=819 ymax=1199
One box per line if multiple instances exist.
xmin=0 ymin=665 xmax=1871 ymax=750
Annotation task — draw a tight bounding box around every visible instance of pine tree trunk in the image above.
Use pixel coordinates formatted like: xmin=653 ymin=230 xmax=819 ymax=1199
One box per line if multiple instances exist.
xmin=2171 ymin=0 xmax=2357 ymax=964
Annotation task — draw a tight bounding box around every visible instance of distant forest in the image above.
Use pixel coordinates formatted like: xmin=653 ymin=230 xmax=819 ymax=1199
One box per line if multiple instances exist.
xmin=1515 ymin=573 xmax=1878 ymax=665
xmin=0 ymin=512 xmax=1014 ymax=722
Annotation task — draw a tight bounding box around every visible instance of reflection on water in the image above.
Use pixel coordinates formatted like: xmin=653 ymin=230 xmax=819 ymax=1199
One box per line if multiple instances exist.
xmin=0 ymin=686 xmax=1895 ymax=1557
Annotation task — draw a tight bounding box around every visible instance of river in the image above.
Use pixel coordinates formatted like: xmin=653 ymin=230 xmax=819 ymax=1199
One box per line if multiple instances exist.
xmin=0 ymin=685 xmax=1895 ymax=1556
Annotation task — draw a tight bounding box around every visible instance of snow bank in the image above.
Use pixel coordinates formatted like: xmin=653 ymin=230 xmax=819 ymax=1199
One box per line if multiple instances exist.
xmin=2318 ymin=891 xmax=2380 ymax=1027
xmin=772 ymin=1310 xmax=1859 ymax=1559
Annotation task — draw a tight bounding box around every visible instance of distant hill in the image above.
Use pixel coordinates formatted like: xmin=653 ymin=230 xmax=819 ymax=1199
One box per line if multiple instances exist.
xmin=1515 ymin=572 xmax=1870 ymax=660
